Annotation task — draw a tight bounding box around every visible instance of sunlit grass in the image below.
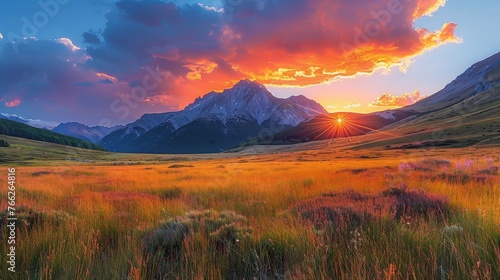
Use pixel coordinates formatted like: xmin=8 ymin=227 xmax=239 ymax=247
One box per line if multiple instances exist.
xmin=0 ymin=152 xmax=499 ymax=278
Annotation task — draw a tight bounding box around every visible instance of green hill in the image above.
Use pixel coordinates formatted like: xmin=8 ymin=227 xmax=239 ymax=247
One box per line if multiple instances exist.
xmin=0 ymin=119 xmax=105 ymax=151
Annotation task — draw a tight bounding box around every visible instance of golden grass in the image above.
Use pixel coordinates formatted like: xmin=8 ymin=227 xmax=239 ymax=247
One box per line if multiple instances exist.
xmin=0 ymin=148 xmax=499 ymax=278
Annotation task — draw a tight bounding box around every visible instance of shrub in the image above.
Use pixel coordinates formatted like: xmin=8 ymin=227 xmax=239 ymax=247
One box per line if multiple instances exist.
xmin=0 ymin=206 xmax=71 ymax=230
xmin=382 ymin=187 xmax=449 ymax=221
xmin=168 ymin=164 xmax=194 ymax=168
xmin=0 ymin=138 xmax=10 ymax=147
xmin=300 ymin=206 xmax=365 ymax=229
xmin=143 ymin=210 xmax=252 ymax=255
xmin=32 ymin=171 xmax=52 ymax=177
xmin=157 ymin=187 xmax=183 ymax=199
xmin=294 ymin=192 xmax=370 ymax=230
xmin=143 ymin=218 xmax=190 ymax=255
xmin=477 ymin=166 xmax=499 ymax=175
xmin=351 ymin=168 xmax=367 ymax=174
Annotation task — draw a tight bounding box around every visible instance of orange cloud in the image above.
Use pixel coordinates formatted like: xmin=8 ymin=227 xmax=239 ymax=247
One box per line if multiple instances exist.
xmin=210 ymin=0 xmax=461 ymax=89
xmin=4 ymin=98 xmax=22 ymax=107
xmin=419 ymin=22 xmax=461 ymax=47
xmin=96 ymin=72 xmax=117 ymax=81
xmin=369 ymin=91 xmax=426 ymax=107
xmin=68 ymin=0 xmax=462 ymax=113
xmin=414 ymin=0 xmax=446 ymax=17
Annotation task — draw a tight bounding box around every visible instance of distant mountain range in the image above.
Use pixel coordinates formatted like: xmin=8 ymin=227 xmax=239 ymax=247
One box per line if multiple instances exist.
xmin=52 ymin=122 xmax=123 ymax=143
xmin=99 ymin=80 xmax=328 ymax=153
xmin=0 ymin=118 xmax=104 ymax=151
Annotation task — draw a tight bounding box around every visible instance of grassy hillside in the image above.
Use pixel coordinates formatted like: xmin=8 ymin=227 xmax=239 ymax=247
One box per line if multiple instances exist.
xmin=0 ymin=135 xmax=239 ymax=166
xmin=0 ymin=118 xmax=105 ymax=151
xmin=0 ymin=135 xmax=111 ymax=165
xmin=349 ymin=81 xmax=500 ymax=150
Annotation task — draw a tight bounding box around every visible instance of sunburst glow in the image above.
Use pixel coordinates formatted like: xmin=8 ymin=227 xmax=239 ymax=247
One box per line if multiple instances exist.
xmin=296 ymin=112 xmax=400 ymax=141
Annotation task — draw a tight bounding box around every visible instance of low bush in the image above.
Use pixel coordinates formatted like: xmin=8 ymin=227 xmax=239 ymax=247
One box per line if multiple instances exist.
xmin=0 ymin=138 xmax=10 ymax=147
xmin=168 ymin=164 xmax=194 ymax=168
xmin=0 ymin=206 xmax=71 ymax=230
xmin=157 ymin=187 xmax=183 ymax=199
xmin=382 ymin=187 xmax=450 ymax=221
xmin=143 ymin=210 xmax=252 ymax=255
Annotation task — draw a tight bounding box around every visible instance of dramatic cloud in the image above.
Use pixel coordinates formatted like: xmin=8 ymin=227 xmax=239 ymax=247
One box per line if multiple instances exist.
xmin=369 ymin=90 xmax=426 ymax=107
xmin=0 ymin=38 xmax=138 ymax=124
xmin=83 ymin=0 xmax=458 ymax=105
xmin=0 ymin=0 xmax=458 ymax=124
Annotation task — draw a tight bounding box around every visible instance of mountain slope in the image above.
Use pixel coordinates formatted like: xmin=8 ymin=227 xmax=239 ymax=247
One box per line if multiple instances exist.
xmin=0 ymin=119 xmax=105 ymax=151
xmin=52 ymin=122 xmax=123 ymax=143
xmin=351 ymin=52 xmax=500 ymax=149
xmin=407 ymin=52 xmax=500 ymax=112
xmin=100 ymin=80 xmax=327 ymax=153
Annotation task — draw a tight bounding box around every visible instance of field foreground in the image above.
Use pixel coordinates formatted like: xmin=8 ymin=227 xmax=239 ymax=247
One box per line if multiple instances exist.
xmin=1 ymin=146 xmax=500 ymax=279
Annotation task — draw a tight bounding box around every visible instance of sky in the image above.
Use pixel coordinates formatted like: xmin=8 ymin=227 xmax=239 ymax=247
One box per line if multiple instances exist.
xmin=0 ymin=0 xmax=499 ymax=127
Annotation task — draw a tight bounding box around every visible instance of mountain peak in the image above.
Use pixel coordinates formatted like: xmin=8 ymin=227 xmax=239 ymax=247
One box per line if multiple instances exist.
xmin=57 ymin=121 xmax=91 ymax=128
xmin=287 ymin=95 xmax=312 ymax=103
xmin=233 ymin=79 xmax=264 ymax=89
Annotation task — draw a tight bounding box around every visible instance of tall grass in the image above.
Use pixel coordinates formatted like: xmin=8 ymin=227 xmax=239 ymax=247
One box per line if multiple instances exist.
xmin=0 ymin=156 xmax=499 ymax=278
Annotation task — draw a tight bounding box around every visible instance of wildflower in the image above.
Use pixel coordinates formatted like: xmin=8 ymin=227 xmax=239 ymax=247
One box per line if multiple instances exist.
xmin=486 ymin=157 xmax=494 ymax=166
xmin=398 ymin=162 xmax=411 ymax=172
xmin=464 ymin=159 xmax=473 ymax=169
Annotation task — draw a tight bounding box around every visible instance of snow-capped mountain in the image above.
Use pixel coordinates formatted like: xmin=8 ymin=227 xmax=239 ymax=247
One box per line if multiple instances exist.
xmin=100 ymin=80 xmax=327 ymax=153
xmin=52 ymin=122 xmax=123 ymax=143
xmin=182 ymin=80 xmax=327 ymax=126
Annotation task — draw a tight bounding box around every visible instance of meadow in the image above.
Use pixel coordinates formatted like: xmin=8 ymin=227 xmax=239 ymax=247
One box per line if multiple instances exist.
xmin=1 ymin=143 xmax=500 ymax=279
